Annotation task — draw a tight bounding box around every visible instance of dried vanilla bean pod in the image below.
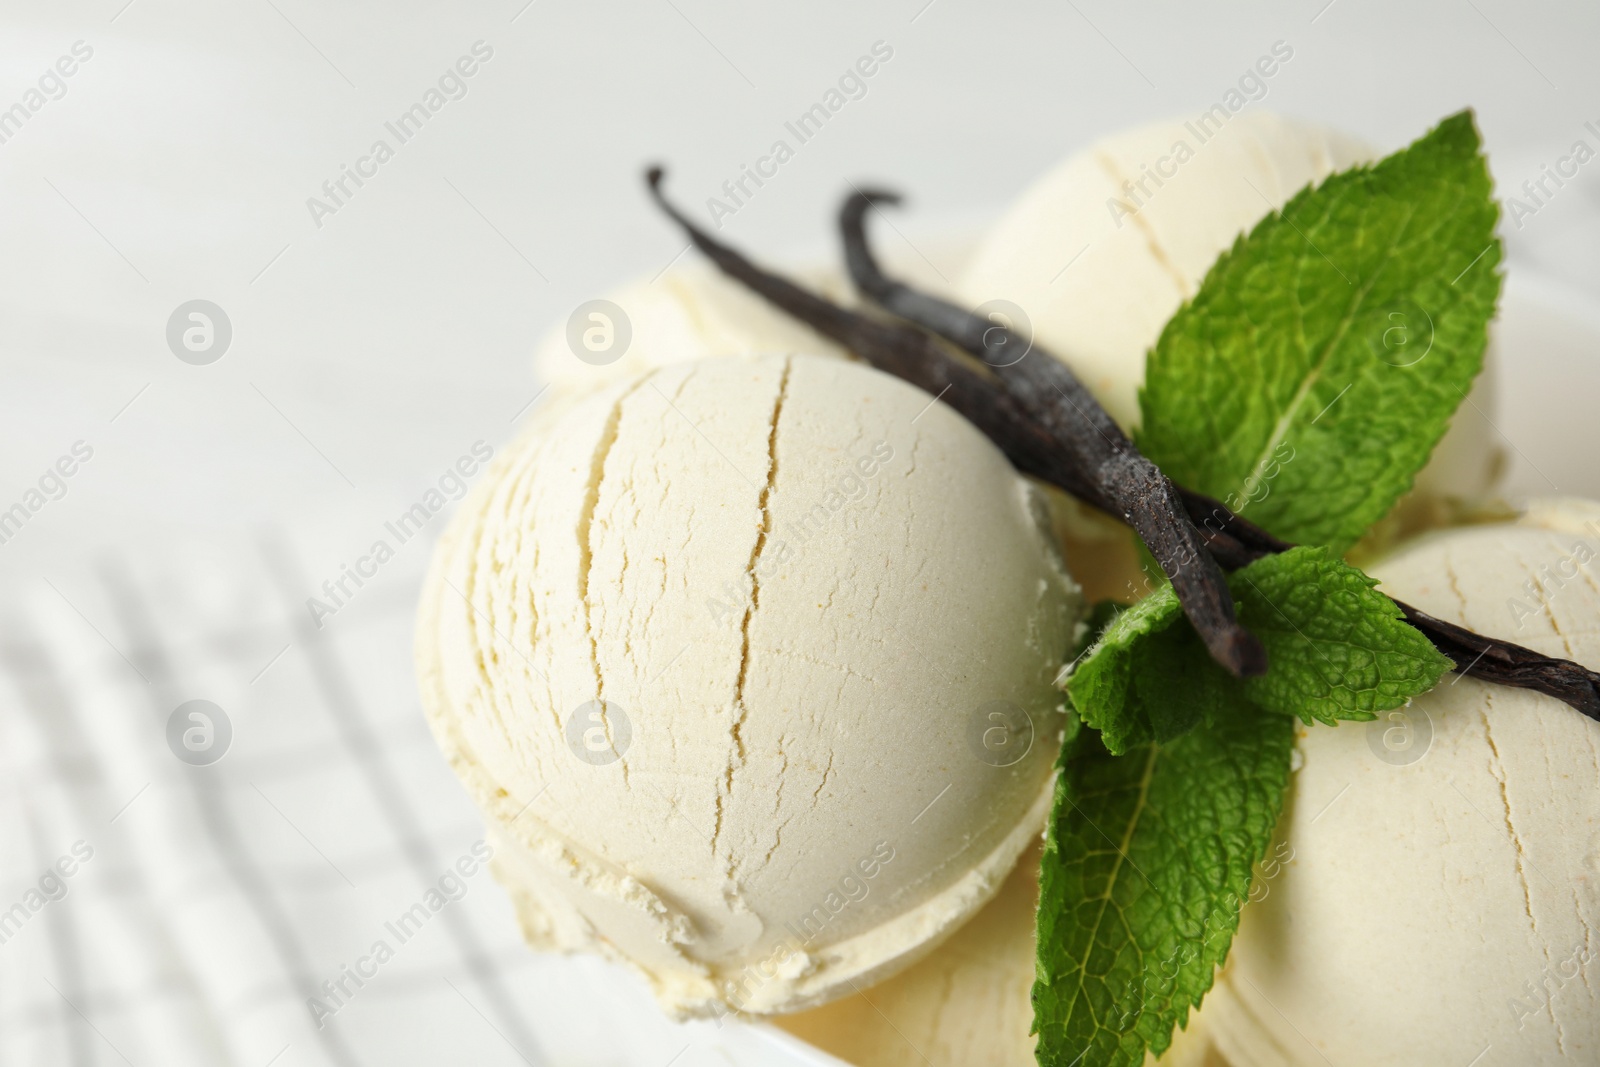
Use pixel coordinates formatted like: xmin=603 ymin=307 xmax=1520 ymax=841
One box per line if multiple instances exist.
xmin=839 ymin=188 xmax=1600 ymax=724
xmin=1396 ymin=603 xmax=1600 ymax=719
xmin=646 ymin=167 xmax=1267 ymax=680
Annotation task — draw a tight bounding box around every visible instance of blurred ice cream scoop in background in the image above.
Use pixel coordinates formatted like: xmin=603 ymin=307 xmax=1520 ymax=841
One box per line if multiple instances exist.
xmin=957 ymin=112 xmax=1377 ymax=431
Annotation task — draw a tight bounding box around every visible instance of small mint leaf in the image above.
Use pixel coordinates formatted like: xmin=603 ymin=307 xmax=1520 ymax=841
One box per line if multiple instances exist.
xmin=1234 ymin=546 xmax=1454 ymax=725
xmin=1066 ymin=590 xmax=1229 ymax=755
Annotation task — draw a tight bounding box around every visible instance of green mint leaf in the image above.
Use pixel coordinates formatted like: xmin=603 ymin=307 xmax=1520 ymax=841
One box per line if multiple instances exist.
xmin=1064 ymin=590 xmax=1230 ymax=755
xmin=1136 ymin=110 xmax=1502 ymax=551
xmin=1068 ymin=547 xmax=1450 ymax=747
xmin=1076 ymin=599 xmax=1126 ymax=659
xmin=1232 ymin=546 xmax=1453 ymax=725
xmin=1033 ymin=706 xmax=1295 ymax=1067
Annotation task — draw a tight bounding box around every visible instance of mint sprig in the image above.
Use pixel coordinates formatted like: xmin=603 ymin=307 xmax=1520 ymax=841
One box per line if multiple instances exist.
xmin=1035 ymin=111 xmax=1501 ymax=1067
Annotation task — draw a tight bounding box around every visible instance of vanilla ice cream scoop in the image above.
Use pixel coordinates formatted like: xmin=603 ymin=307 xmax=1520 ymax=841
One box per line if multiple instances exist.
xmin=417 ymin=352 xmax=1081 ymax=1018
xmin=532 ymin=243 xmax=964 ymax=403
xmin=1200 ymin=498 xmax=1600 ymax=1066
xmin=956 ymin=111 xmax=1502 ymax=519
xmin=532 ymin=260 xmax=852 ymax=401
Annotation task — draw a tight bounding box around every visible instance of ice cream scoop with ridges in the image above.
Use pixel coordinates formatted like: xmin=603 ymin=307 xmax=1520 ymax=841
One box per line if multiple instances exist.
xmin=417 ymin=352 xmax=1082 ymax=1017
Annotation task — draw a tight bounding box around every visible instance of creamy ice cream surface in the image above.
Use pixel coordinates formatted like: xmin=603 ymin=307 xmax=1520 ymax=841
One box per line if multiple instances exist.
xmin=1200 ymin=499 xmax=1600 ymax=1066
xmin=776 ymin=840 xmax=1227 ymax=1067
xmin=417 ymin=352 xmax=1082 ymax=1018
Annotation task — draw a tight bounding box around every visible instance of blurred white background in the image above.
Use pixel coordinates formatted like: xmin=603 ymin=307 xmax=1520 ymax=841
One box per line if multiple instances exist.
xmin=1 ymin=1 xmax=1598 ymax=1065
xmin=3 ymin=0 xmax=1599 ymax=570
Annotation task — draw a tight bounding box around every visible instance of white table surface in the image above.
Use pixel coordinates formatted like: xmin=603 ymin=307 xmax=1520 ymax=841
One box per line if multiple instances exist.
xmin=3 ymin=2 xmax=1599 ymax=1065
